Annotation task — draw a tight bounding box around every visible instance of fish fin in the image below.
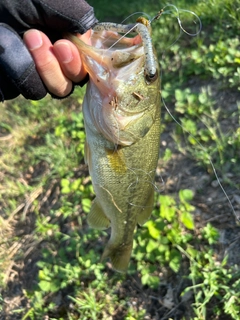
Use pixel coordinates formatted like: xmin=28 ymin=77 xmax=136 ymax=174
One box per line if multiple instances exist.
xmin=101 ymin=242 xmax=133 ymax=273
xmin=87 ymin=199 xmax=110 ymax=230
xmin=137 ymin=190 xmax=154 ymax=226
xmin=84 ymin=140 xmax=90 ymax=165
xmin=123 ymin=113 xmax=154 ymax=141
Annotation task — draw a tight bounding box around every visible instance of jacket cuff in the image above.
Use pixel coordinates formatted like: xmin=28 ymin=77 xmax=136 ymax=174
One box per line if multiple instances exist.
xmin=79 ymin=7 xmax=98 ymax=33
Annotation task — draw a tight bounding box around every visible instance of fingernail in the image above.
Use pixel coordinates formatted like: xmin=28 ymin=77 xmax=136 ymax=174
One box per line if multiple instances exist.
xmin=54 ymin=42 xmax=73 ymax=63
xmin=24 ymin=30 xmax=43 ymax=50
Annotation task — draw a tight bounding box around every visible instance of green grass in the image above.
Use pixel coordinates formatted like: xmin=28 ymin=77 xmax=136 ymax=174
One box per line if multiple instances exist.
xmin=1 ymin=0 xmax=240 ymax=319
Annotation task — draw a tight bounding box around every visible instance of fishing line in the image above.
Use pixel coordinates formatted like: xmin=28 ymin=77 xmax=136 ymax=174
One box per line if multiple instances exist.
xmin=159 ymin=3 xmax=202 ymax=36
xmin=121 ymin=12 xmax=152 ymax=24
xmin=94 ymin=12 xmax=145 ymax=50
xmin=108 ymin=11 xmax=151 ymax=48
xmin=149 ymin=5 xmax=238 ymax=221
xmin=125 ymin=167 xmax=159 ymax=209
xmin=162 ymin=97 xmax=239 ymax=222
xmin=149 ymin=4 xmax=202 ymax=52
xmin=104 ymin=24 xmax=139 ymax=50
xmin=127 ymin=168 xmax=159 ymax=191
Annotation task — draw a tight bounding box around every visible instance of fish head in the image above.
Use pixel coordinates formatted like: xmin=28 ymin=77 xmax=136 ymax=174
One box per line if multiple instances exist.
xmin=66 ymin=28 xmax=160 ymax=146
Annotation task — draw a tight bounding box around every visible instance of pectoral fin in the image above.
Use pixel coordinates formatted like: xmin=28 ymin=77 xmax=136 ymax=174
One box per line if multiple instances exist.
xmin=137 ymin=190 xmax=154 ymax=226
xmin=120 ymin=113 xmax=154 ymax=144
xmin=87 ymin=198 xmax=110 ymax=230
xmin=84 ymin=140 xmax=90 ymax=165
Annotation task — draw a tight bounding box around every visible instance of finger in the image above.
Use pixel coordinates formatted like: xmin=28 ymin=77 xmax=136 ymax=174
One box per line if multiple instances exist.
xmin=23 ymin=29 xmax=72 ymax=97
xmin=53 ymin=40 xmax=86 ymax=83
xmin=53 ymin=30 xmax=92 ymax=83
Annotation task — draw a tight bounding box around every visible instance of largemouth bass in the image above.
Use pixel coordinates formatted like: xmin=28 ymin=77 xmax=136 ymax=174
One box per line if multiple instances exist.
xmin=66 ymin=19 xmax=160 ymax=272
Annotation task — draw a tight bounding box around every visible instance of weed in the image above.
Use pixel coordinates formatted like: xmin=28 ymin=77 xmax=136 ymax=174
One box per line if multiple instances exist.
xmin=132 ymin=190 xmax=195 ymax=289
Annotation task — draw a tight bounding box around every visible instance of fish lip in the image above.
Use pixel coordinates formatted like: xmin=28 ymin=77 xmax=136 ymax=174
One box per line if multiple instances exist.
xmin=67 ymin=30 xmax=144 ymax=64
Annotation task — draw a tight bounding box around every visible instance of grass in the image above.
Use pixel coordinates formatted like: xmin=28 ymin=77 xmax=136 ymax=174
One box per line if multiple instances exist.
xmin=0 ymin=0 xmax=240 ymax=319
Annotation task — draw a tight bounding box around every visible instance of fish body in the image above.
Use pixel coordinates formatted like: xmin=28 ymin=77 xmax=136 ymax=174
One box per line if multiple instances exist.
xmin=67 ymin=24 xmax=160 ymax=272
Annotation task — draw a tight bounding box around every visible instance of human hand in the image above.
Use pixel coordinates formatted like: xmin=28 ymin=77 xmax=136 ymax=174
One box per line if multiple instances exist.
xmin=23 ymin=29 xmax=92 ymax=98
xmin=0 ymin=0 xmax=98 ymax=101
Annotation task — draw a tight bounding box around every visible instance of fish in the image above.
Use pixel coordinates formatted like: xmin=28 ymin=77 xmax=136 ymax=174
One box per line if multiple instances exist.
xmin=66 ymin=19 xmax=161 ymax=272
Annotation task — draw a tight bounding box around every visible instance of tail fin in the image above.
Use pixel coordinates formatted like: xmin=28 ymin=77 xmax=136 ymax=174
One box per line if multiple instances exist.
xmin=101 ymin=241 xmax=133 ymax=273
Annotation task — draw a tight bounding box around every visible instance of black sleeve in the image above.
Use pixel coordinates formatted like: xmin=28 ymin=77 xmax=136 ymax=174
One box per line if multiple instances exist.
xmin=0 ymin=0 xmax=98 ymax=41
xmin=0 ymin=0 xmax=98 ymax=101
